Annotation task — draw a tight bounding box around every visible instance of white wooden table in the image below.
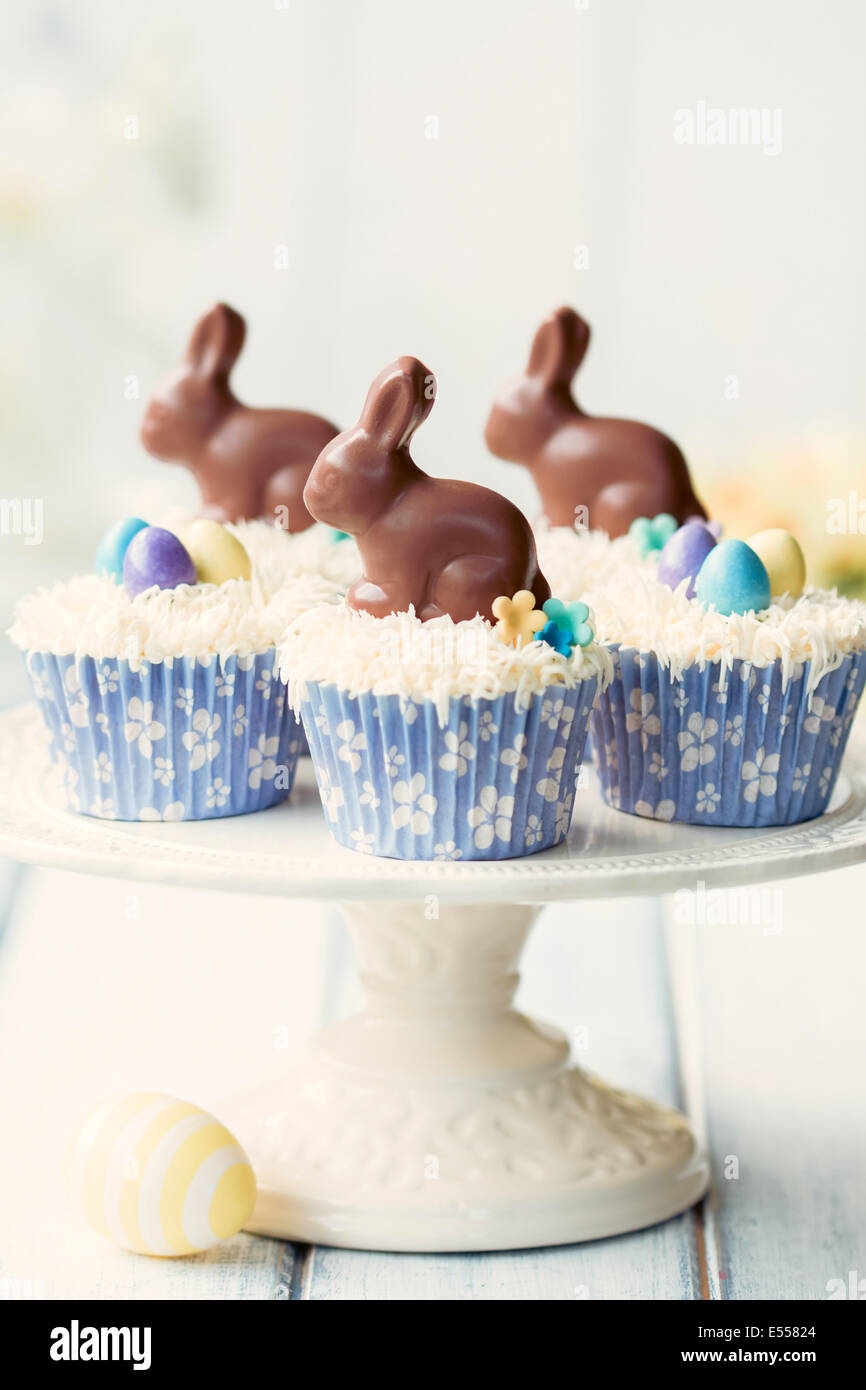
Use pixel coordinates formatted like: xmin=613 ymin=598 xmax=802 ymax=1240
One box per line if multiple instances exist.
xmin=0 ymin=849 xmax=863 ymax=1300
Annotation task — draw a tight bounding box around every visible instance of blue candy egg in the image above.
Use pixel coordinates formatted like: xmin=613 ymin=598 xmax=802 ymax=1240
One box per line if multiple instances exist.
xmin=95 ymin=517 xmax=149 ymax=582
xmin=657 ymin=520 xmax=718 ymax=598
xmin=123 ymin=526 xmax=197 ymax=599
xmin=694 ymin=539 xmax=771 ymax=617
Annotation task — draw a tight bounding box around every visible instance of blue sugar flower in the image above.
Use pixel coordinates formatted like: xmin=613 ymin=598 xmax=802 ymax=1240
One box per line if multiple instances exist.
xmin=542 ymin=598 xmax=594 ymax=648
xmin=538 ymin=620 xmax=573 ymax=656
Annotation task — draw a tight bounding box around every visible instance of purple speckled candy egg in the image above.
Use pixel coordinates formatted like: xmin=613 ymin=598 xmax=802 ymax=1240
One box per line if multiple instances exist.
xmin=685 ymin=515 xmax=723 ymax=539
xmin=657 ymin=520 xmax=718 ymax=598
xmin=123 ymin=526 xmax=197 ymax=598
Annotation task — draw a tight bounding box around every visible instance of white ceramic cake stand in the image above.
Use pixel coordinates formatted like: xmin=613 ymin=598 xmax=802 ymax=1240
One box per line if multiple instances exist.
xmin=2 ymin=704 xmax=866 ymax=1252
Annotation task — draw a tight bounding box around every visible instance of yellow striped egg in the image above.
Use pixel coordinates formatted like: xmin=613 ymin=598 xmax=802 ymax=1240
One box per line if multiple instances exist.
xmin=65 ymin=1093 xmax=257 ymax=1256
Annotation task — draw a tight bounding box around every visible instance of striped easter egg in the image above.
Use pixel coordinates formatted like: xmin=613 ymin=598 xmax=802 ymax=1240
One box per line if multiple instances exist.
xmin=65 ymin=1093 xmax=257 ymax=1256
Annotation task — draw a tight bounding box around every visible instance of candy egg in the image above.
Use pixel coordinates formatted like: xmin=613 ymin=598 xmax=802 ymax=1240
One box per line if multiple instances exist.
xmin=686 ymin=516 xmax=723 ymax=540
xmin=694 ymin=539 xmax=771 ymax=617
xmin=95 ymin=517 xmax=148 ymax=582
xmin=123 ymin=526 xmax=196 ymax=598
xmin=657 ymin=520 xmax=718 ymax=598
xmin=183 ymin=519 xmax=252 ymax=585
xmin=65 ymin=1092 xmax=257 ymax=1255
xmin=746 ymin=528 xmax=806 ymax=599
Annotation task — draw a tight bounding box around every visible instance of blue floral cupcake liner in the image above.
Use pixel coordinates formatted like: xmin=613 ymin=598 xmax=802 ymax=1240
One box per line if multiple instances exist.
xmin=592 ymin=646 xmax=866 ymax=827
xmin=294 ymin=720 xmax=310 ymax=757
xmin=24 ymin=649 xmax=300 ymax=821
xmin=297 ymin=679 xmax=600 ymax=860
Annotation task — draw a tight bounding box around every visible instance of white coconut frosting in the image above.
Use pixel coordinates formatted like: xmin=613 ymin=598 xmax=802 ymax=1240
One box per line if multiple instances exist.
xmin=280 ymin=603 xmax=613 ymax=725
xmin=536 ymin=525 xmax=651 ymax=600
xmin=227 ymin=520 xmax=362 ymax=592
xmin=10 ymin=570 xmax=341 ymax=666
xmin=582 ymin=569 xmax=866 ymax=694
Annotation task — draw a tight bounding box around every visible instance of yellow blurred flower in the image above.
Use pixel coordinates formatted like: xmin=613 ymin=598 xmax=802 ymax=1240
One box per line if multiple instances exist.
xmin=700 ymin=446 xmax=866 ymax=600
xmin=700 ymin=445 xmax=866 ymax=725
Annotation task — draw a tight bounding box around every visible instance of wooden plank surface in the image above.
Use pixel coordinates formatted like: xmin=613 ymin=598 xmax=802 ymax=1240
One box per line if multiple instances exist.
xmin=0 ymin=871 xmax=310 ymax=1299
xmin=667 ymin=862 xmax=866 ymax=1302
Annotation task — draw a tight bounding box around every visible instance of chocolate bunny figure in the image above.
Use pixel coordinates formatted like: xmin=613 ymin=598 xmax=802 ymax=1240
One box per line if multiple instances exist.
xmin=141 ymin=303 xmax=339 ymax=530
xmin=485 ymin=307 xmax=706 ymax=537
xmin=304 ymin=356 xmax=549 ymax=623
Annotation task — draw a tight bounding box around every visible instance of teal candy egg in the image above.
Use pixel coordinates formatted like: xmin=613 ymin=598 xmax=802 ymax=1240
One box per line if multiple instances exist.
xmin=694 ymin=539 xmax=771 ymax=617
xmin=95 ymin=517 xmax=148 ymax=582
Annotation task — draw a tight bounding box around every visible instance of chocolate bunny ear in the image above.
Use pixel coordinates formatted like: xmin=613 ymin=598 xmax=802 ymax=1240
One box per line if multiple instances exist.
xmin=185 ymin=303 xmax=247 ymax=380
xmin=359 ymin=356 xmax=436 ymax=450
xmin=526 ymin=307 xmax=589 ymax=389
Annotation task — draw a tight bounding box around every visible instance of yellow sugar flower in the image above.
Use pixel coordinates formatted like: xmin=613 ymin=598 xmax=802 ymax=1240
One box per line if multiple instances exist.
xmin=492 ymin=590 xmax=546 ymax=649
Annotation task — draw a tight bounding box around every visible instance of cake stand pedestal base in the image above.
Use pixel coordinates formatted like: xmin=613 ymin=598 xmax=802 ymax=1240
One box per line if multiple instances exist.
xmin=225 ymin=901 xmax=708 ymax=1252
xmin=4 ymin=707 xmax=864 ymax=1253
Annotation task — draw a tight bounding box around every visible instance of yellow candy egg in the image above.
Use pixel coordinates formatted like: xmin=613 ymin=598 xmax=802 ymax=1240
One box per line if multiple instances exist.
xmin=183 ymin=520 xmax=251 ymax=585
xmin=746 ymin=528 xmax=806 ymax=599
xmin=65 ymin=1092 xmax=257 ymax=1256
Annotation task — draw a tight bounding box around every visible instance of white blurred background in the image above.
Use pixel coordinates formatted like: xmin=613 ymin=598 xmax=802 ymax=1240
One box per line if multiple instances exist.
xmin=2 ymin=0 xmax=865 ymax=667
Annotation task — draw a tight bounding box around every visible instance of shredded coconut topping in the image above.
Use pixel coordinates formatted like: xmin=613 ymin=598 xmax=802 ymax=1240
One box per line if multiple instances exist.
xmin=535 ymin=524 xmax=866 ymax=693
xmin=280 ymin=603 xmax=613 ymax=725
xmin=227 ymin=520 xmax=362 ymax=591
xmin=536 ymin=525 xmax=651 ymax=599
xmin=10 ymin=570 xmax=341 ymax=666
xmin=583 ymin=571 xmax=866 ymax=693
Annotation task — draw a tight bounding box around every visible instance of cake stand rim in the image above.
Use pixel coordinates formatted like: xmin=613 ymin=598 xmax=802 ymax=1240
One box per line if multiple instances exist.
xmin=1 ymin=702 xmax=864 ymax=904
